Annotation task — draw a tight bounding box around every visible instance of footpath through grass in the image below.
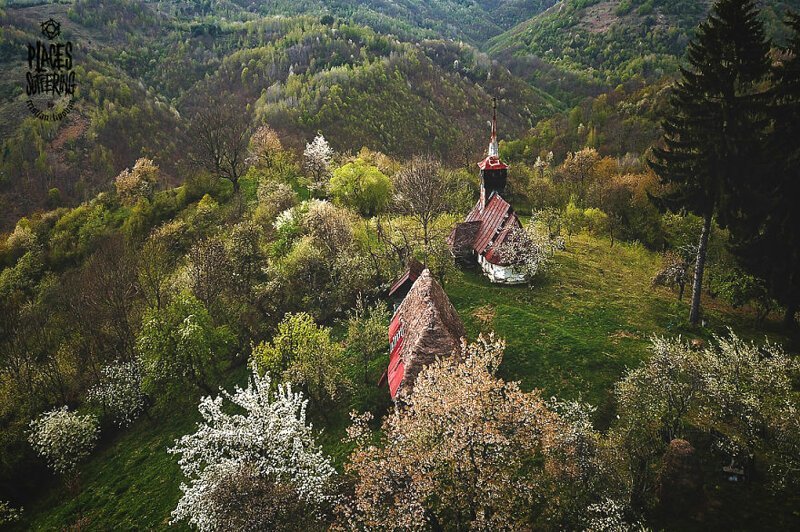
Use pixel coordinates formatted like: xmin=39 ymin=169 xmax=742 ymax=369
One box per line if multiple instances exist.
xmin=18 ymin=234 xmax=791 ymax=529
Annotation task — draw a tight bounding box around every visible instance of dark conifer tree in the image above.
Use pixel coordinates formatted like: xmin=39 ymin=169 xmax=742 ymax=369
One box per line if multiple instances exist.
xmin=729 ymin=12 xmax=800 ymax=329
xmin=649 ymin=0 xmax=771 ymax=326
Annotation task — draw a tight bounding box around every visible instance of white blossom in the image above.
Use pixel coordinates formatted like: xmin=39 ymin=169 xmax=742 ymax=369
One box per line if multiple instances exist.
xmin=87 ymin=360 xmax=146 ymax=428
xmin=583 ymin=498 xmax=647 ymax=532
xmin=273 ymin=207 xmax=299 ymax=232
xmin=495 ymin=225 xmax=555 ymax=280
xmin=169 ymin=368 xmax=335 ymax=531
xmin=0 ymin=500 xmax=22 ymax=525
xmin=28 ymin=407 xmax=99 ymax=476
xmin=615 ymin=331 xmax=800 ymax=491
xmin=303 ymin=133 xmax=333 ymax=192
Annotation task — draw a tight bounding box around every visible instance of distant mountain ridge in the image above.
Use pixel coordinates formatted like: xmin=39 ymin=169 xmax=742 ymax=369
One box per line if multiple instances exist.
xmin=489 ymin=0 xmax=800 ymax=86
xmin=3 ymin=0 xmax=800 ymax=229
xmin=172 ymin=0 xmax=560 ymax=44
xmin=0 ymin=0 xmax=558 ymax=229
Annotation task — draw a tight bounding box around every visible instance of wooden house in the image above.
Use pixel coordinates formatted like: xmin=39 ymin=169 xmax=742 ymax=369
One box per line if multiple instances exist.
xmin=379 ymin=268 xmax=466 ymax=400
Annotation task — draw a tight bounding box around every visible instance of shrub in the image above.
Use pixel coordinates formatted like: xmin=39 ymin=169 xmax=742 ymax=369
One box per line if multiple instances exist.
xmin=329 ymin=159 xmax=392 ymax=216
xmin=252 ymin=312 xmax=349 ymax=405
xmin=87 ymin=360 xmax=147 ymax=428
xmin=169 ymin=368 xmax=335 ymax=531
xmin=115 ymin=158 xmax=159 ymax=205
xmin=28 ymin=407 xmax=99 ymax=477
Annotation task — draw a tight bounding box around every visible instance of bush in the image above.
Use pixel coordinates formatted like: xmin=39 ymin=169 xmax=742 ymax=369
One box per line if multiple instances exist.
xmin=137 ymin=293 xmax=234 ymax=394
xmin=583 ymin=207 xmax=609 ymax=236
xmin=47 ymin=187 xmax=62 ymax=208
xmin=329 ymin=159 xmax=392 ymax=216
xmin=252 ymin=312 xmax=349 ymax=405
xmin=115 ymin=158 xmax=159 ymax=205
xmin=28 ymin=407 xmax=99 ymax=477
xmin=87 ymin=360 xmax=147 ymax=428
xmin=169 ymin=368 xmax=335 ymax=531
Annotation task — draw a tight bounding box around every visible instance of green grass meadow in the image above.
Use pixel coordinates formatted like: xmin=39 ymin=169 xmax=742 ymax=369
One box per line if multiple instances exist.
xmin=18 ymin=234 xmax=793 ymax=530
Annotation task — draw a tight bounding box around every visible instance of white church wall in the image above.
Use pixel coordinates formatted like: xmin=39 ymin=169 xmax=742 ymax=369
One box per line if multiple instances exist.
xmin=477 ymin=254 xmax=527 ymax=285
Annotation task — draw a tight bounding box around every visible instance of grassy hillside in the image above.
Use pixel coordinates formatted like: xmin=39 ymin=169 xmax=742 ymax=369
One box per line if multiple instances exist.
xmin=16 ymin=233 xmax=795 ymax=530
xmin=449 ymin=234 xmax=792 ymax=423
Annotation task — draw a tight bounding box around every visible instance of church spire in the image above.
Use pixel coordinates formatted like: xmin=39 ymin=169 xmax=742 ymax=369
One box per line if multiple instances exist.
xmin=488 ymin=97 xmax=499 ymax=157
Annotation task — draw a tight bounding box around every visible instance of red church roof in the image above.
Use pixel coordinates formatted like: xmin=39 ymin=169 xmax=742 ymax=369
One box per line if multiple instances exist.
xmin=463 ymin=193 xmax=522 ymax=265
xmin=447 ymin=96 xmax=521 ymax=269
xmin=477 ymin=155 xmax=509 ymax=171
xmin=387 ymin=314 xmax=405 ymax=397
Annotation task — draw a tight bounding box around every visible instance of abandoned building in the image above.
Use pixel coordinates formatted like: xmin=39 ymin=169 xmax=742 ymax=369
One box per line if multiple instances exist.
xmin=379 ymin=267 xmax=466 ymax=400
xmin=448 ymin=98 xmax=526 ymax=284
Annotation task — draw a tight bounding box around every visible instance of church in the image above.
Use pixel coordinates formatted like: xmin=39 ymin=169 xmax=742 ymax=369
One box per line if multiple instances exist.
xmin=448 ymin=99 xmax=526 ymax=284
xmin=380 ymin=98 xmax=525 ymax=402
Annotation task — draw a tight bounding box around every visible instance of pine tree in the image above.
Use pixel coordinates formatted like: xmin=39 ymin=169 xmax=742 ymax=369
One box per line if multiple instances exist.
xmin=649 ymin=0 xmax=771 ymax=326
xmin=729 ymin=12 xmax=800 ymax=329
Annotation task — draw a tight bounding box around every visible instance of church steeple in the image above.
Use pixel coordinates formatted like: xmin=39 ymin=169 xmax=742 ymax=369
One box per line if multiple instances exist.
xmin=478 ymin=97 xmax=509 ymax=209
xmin=488 ymin=97 xmax=499 ymax=158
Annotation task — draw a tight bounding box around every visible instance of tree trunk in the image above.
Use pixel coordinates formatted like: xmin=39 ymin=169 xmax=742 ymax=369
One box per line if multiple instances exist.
xmin=784 ymin=302 xmax=798 ymax=330
xmin=689 ymin=213 xmax=712 ymax=326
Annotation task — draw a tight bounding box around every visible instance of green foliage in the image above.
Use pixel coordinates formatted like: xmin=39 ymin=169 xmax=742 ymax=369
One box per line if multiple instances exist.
xmin=582 ymin=207 xmax=608 ymax=237
xmin=511 ymin=85 xmax=665 ymax=169
xmin=3 ymin=1 xmax=800 ymax=528
xmin=613 ymin=333 xmax=800 ymax=506
xmin=252 ymin=312 xmax=349 ymax=405
xmin=14 ymin=232 xmax=797 ymax=530
xmin=137 ymin=293 xmax=234 ymax=395
xmin=187 ymin=193 xmax=221 ymax=234
xmin=564 ymin=200 xmax=586 ymax=239
xmin=727 ymin=11 xmax=800 ymax=327
xmin=329 ymin=159 xmax=392 ymax=216
xmin=238 ymin=168 xmax=261 ymax=204
xmin=270 ymin=206 xmax=306 ymax=258
xmin=0 ymin=250 xmax=44 ymax=299
xmin=648 ymin=0 xmax=772 ymax=324
xmin=487 ymin=0 xmax=798 ymax=86
xmin=650 ymin=0 xmax=771 ymax=223
xmin=345 ymin=299 xmax=390 ymax=384
xmin=47 ymin=188 xmax=62 ymax=209
xmin=49 ymin=201 xmax=118 ymax=265
xmin=708 ymin=264 xmax=776 ymax=319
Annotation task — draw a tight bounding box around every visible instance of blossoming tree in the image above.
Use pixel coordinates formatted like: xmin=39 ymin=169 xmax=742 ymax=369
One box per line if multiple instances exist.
xmin=342 ymin=335 xmax=572 ymax=529
xmin=614 ymin=331 xmax=800 ymax=503
xmin=304 ymin=134 xmax=333 ymax=192
xmin=169 ymin=369 xmax=335 ymax=531
xmin=87 ymin=360 xmax=147 ymax=428
xmin=28 ymin=407 xmax=99 ymax=481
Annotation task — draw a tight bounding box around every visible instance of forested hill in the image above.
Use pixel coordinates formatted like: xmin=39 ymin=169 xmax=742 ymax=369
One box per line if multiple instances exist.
xmin=4 ymin=0 xmax=800 ymax=229
xmin=0 ymin=0 xmax=558 ymax=231
xmin=168 ymin=0 xmax=560 ymax=44
xmin=489 ymin=0 xmax=800 ymax=88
